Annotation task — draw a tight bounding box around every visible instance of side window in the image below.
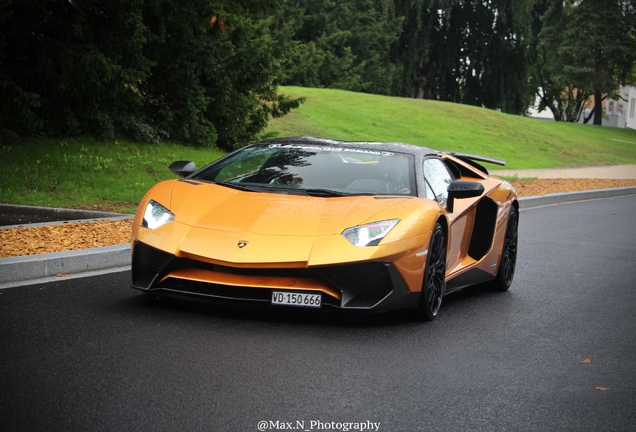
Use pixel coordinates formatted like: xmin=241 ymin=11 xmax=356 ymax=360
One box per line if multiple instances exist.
xmin=423 ymin=158 xmax=454 ymax=206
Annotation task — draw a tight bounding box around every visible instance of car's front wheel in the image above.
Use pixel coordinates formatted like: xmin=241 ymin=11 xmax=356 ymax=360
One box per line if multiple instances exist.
xmin=418 ymin=222 xmax=447 ymax=321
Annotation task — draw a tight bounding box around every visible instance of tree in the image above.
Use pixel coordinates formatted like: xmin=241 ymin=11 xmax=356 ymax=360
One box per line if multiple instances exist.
xmin=272 ymin=0 xmax=401 ymax=95
xmin=275 ymin=0 xmax=537 ymax=113
xmin=390 ymin=0 xmax=535 ymax=114
xmin=528 ymin=0 xmax=590 ymax=121
xmin=561 ymin=0 xmax=636 ymax=124
xmin=529 ymin=0 xmax=636 ymax=123
xmin=139 ymin=0 xmax=302 ymax=149
xmin=0 ymin=0 xmax=152 ymax=139
xmin=0 ymin=0 xmax=302 ymax=149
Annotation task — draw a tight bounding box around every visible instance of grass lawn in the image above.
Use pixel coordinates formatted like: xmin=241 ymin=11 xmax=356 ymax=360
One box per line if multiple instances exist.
xmin=268 ymin=87 xmax=636 ymax=170
xmin=2 ymin=86 xmax=635 ymax=212
xmin=0 ymin=139 xmax=223 ymax=213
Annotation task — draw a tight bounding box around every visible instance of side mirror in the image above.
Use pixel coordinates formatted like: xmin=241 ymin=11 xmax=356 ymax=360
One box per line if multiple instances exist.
xmin=169 ymin=160 xmax=196 ymax=178
xmin=447 ymin=180 xmax=484 ymax=212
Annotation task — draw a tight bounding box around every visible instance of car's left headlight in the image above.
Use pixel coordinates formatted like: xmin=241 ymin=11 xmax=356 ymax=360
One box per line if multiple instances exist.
xmin=341 ymin=219 xmax=400 ymax=247
xmin=142 ymin=200 xmax=174 ymax=230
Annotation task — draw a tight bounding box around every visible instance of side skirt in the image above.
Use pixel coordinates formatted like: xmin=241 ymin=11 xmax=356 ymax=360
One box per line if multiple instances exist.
xmin=445 ymin=267 xmax=495 ymax=294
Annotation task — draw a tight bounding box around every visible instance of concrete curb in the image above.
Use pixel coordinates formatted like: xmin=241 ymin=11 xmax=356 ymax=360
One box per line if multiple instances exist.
xmin=0 ymin=215 xmax=134 ymax=231
xmin=518 ymin=186 xmax=636 ymax=209
xmin=0 ymin=244 xmax=131 ymax=288
xmin=0 ymin=203 xmax=129 ymax=220
xmin=492 ymin=164 xmax=636 ymax=180
xmin=0 ymin=204 xmax=134 ymax=288
xmin=1 ymin=186 xmax=635 ymax=287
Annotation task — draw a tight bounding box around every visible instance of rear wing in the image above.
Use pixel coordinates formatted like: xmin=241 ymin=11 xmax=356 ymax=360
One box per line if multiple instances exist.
xmin=448 ymin=152 xmax=506 ymax=167
xmin=442 ymin=152 xmax=506 ymax=178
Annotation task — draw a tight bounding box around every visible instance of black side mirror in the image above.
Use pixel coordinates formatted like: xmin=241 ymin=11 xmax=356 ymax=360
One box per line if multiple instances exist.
xmin=169 ymin=160 xmax=196 ymax=178
xmin=447 ymin=180 xmax=484 ymax=212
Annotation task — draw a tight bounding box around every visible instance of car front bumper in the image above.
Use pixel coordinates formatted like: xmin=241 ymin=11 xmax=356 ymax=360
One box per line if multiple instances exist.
xmin=131 ymin=242 xmax=421 ymax=312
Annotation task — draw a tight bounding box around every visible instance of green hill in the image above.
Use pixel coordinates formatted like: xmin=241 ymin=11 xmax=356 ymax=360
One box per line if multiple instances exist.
xmin=2 ymin=86 xmax=635 ymax=212
xmin=267 ymin=87 xmax=636 ymax=170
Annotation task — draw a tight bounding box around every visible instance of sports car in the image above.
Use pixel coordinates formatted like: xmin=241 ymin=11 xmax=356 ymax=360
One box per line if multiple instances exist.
xmin=132 ymin=136 xmax=518 ymax=320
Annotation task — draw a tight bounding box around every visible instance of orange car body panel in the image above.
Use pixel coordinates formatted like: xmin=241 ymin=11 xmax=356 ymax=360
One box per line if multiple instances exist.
xmin=132 ymin=147 xmax=518 ymax=308
xmin=133 ymin=180 xmax=445 ymax=296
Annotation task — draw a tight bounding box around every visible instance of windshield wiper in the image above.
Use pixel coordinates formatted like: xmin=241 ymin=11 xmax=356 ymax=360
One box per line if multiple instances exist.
xmin=304 ymin=188 xmax=372 ymax=197
xmin=215 ymin=181 xmax=262 ymax=193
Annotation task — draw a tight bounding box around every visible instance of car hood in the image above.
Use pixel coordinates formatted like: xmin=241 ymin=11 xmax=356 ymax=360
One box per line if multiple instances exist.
xmin=170 ymin=181 xmax=411 ymax=236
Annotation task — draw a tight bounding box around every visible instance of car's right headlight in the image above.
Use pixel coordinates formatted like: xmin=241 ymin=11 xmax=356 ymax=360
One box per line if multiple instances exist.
xmin=341 ymin=219 xmax=400 ymax=247
xmin=142 ymin=200 xmax=174 ymax=230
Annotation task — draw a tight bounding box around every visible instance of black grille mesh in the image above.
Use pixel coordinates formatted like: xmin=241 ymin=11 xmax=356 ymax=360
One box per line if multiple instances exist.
xmin=317 ymin=263 xmax=392 ymax=297
xmin=132 ymin=243 xmax=173 ymax=288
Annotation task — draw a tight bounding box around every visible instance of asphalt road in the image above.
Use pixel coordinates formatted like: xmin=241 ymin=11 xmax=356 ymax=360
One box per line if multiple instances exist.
xmin=1 ymin=195 xmax=635 ymax=432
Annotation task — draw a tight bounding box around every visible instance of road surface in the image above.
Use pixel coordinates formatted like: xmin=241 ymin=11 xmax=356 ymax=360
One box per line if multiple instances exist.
xmin=1 ymin=195 xmax=635 ymax=431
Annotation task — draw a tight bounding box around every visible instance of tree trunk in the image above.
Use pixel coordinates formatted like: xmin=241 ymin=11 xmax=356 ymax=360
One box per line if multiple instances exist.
xmin=593 ymin=89 xmax=603 ymax=125
xmin=411 ymin=10 xmax=436 ymax=99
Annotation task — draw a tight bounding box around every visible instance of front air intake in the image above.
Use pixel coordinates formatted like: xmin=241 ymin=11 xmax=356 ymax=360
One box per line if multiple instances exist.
xmin=132 ymin=242 xmax=173 ymax=288
xmin=318 ymin=263 xmax=392 ymax=296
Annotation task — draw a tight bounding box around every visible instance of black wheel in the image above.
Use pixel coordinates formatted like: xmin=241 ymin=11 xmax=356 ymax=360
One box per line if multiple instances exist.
xmin=418 ymin=222 xmax=447 ymax=321
xmin=491 ymin=206 xmax=518 ymax=291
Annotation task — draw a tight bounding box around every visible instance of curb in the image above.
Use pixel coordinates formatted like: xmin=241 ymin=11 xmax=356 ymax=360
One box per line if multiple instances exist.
xmin=0 ymin=204 xmax=134 ymax=288
xmin=0 ymin=203 xmax=130 ymax=221
xmin=1 ymin=186 xmax=635 ymax=288
xmin=518 ymin=186 xmax=636 ymax=209
xmin=0 ymin=244 xmax=131 ymax=288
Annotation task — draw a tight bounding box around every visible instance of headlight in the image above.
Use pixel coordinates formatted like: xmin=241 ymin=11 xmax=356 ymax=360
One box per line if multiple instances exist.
xmin=142 ymin=200 xmax=174 ymax=230
xmin=341 ymin=219 xmax=400 ymax=247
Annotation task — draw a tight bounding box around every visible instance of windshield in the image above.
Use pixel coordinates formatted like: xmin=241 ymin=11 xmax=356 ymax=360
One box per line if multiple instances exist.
xmin=192 ymin=143 xmax=416 ymax=196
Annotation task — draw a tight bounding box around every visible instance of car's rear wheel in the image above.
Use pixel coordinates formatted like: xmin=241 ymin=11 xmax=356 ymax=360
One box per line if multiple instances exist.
xmin=491 ymin=206 xmax=518 ymax=291
xmin=418 ymin=222 xmax=447 ymax=321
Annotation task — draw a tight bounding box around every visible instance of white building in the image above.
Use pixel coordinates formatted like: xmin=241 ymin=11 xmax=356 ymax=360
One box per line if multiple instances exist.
xmin=606 ymin=85 xmax=636 ymax=130
xmin=530 ymin=85 xmax=636 ymax=130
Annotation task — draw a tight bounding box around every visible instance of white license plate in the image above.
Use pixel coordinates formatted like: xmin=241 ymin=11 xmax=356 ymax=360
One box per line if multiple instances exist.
xmin=271 ymin=291 xmax=321 ymax=308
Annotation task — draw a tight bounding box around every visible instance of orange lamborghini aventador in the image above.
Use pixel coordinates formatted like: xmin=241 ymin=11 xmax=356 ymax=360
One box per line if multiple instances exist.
xmin=132 ymin=136 xmax=518 ymax=320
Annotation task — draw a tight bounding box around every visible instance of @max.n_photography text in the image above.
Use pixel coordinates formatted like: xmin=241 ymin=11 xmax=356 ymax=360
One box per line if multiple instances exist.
xmin=257 ymin=420 xmax=381 ymax=431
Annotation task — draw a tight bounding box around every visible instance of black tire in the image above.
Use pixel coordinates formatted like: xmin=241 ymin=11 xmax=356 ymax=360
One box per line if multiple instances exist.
xmin=418 ymin=222 xmax=447 ymax=321
xmin=491 ymin=206 xmax=518 ymax=291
